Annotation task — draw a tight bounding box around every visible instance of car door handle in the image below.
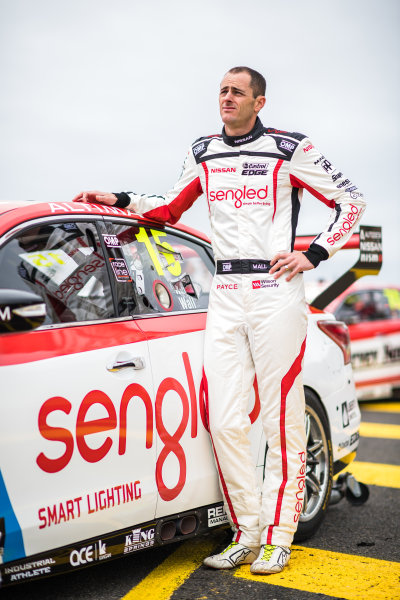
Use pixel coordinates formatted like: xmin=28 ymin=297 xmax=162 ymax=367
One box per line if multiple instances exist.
xmin=107 ymin=357 xmax=146 ymax=372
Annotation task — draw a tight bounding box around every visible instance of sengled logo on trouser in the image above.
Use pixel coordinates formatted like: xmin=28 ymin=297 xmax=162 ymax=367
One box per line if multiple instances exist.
xmin=294 ymin=451 xmax=306 ymax=522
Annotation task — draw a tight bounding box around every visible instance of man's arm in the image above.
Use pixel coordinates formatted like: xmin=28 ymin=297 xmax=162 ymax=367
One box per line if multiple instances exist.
xmin=271 ymin=137 xmax=366 ymax=281
xmin=72 ymin=147 xmax=203 ymax=225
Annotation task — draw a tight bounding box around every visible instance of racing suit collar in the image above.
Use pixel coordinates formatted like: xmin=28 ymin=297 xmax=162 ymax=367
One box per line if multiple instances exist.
xmin=222 ymin=117 xmax=264 ymax=147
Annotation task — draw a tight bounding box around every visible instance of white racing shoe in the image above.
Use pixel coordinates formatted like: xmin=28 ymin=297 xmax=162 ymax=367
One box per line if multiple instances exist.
xmin=203 ymin=542 xmax=259 ymax=569
xmin=250 ymin=544 xmax=291 ymax=574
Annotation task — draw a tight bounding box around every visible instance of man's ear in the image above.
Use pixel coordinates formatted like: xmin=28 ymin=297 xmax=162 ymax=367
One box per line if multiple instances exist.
xmin=255 ymin=96 xmax=266 ymax=114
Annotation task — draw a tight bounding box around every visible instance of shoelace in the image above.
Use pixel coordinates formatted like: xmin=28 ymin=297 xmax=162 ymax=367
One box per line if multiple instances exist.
xmin=261 ymin=544 xmax=276 ymax=561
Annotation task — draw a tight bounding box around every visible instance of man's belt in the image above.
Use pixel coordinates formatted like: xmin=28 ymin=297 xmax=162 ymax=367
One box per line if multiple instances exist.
xmin=216 ymin=259 xmax=271 ymax=274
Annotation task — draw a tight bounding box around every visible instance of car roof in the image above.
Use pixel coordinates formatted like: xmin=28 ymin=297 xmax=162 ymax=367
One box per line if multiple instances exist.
xmin=0 ymin=200 xmax=211 ymax=244
xmin=325 ymin=279 xmax=400 ymax=313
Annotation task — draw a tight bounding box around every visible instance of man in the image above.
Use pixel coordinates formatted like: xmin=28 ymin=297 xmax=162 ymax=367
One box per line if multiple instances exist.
xmin=73 ymin=66 xmax=365 ymax=574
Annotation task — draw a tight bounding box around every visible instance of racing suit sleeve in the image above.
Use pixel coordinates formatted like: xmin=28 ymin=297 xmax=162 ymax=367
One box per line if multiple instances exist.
xmin=114 ymin=147 xmax=203 ymax=225
xmin=290 ymin=138 xmax=366 ymax=268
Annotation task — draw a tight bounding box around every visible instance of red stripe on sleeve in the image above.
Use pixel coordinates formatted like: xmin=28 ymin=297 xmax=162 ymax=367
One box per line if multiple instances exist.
xmin=143 ymin=177 xmax=203 ymax=224
xmin=290 ymin=174 xmax=336 ymax=208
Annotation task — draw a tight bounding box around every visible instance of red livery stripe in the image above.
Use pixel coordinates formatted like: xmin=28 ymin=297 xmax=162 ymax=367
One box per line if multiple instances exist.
xmin=348 ymin=320 xmax=400 ymax=341
xmin=0 ymin=313 xmax=207 ymax=366
xmin=356 ymin=374 xmax=400 ymax=388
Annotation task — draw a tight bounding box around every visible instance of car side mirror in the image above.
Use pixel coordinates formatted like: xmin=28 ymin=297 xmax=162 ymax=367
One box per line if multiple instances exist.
xmin=0 ymin=289 xmax=47 ymax=333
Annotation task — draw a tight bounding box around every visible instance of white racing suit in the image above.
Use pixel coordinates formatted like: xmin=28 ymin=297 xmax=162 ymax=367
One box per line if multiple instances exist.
xmin=115 ymin=117 xmax=365 ymax=547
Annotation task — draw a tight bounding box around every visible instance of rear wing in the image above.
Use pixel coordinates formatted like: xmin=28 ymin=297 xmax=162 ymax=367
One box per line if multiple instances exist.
xmin=294 ymin=225 xmax=382 ymax=310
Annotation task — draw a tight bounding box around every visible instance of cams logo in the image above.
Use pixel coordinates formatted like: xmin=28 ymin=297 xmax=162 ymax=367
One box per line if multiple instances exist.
xmin=124 ymin=527 xmax=155 ymax=554
xmin=208 ymin=506 xmax=229 ymax=527
xmin=102 ymin=234 xmax=121 ymax=248
xmin=241 ymin=162 xmax=268 ymax=176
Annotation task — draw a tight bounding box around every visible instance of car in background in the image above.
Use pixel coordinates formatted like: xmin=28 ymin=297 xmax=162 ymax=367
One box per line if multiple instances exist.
xmin=325 ymin=282 xmax=400 ymax=401
xmin=0 ymin=200 xmax=360 ymax=587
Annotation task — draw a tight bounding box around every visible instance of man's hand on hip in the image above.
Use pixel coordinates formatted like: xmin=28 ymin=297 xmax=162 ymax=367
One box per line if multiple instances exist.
xmin=270 ymin=251 xmax=314 ymax=282
xmin=72 ymin=191 xmax=117 ymax=205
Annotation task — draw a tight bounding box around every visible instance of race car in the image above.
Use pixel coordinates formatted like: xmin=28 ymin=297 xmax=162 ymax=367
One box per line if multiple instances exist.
xmin=0 ymin=200 xmax=364 ymax=587
xmin=325 ymin=282 xmax=400 ymax=401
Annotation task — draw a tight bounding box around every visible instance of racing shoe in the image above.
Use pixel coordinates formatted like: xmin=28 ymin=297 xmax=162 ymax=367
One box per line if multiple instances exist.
xmin=250 ymin=544 xmax=291 ymax=575
xmin=203 ymin=542 xmax=258 ymax=569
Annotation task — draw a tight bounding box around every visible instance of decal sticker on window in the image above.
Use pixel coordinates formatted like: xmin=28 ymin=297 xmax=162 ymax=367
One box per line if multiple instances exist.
xmin=102 ymin=234 xmax=121 ymax=248
xmin=109 ymin=258 xmax=132 ymax=282
xmin=19 ymin=250 xmax=78 ymax=285
xmin=135 ymin=227 xmax=182 ymax=277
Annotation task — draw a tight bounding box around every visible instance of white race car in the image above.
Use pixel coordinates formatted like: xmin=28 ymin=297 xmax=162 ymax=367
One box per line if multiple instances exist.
xmin=0 ymin=201 xmax=363 ymax=587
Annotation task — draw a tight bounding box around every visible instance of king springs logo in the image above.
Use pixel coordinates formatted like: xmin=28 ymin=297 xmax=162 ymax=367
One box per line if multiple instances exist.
xmin=209 ymin=186 xmax=268 ymax=208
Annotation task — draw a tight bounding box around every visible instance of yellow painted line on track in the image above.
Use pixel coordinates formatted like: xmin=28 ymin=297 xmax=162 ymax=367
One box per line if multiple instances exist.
xmin=120 ymin=532 xmax=225 ymax=600
xmin=235 ymin=545 xmax=400 ymax=600
xmin=339 ymin=461 xmax=400 ymax=488
xmin=361 ymin=401 xmax=400 ymax=413
xmin=360 ymin=421 xmax=400 ymax=439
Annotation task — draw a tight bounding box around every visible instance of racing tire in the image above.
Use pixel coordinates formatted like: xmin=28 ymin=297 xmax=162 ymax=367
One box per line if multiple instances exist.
xmin=294 ymin=388 xmax=333 ymax=542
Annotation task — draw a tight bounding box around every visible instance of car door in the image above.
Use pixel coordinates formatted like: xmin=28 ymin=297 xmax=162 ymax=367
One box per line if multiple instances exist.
xmin=101 ymin=219 xmax=226 ymax=518
xmin=0 ymin=216 xmax=157 ymax=564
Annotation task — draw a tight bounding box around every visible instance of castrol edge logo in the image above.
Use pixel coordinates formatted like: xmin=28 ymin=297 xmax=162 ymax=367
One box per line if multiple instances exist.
xmin=209 ymin=185 xmax=268 ymax=208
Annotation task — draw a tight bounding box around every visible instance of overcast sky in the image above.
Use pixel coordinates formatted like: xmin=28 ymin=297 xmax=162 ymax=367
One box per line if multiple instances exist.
xmin=1 ymin=0 xmax=398 ymax=285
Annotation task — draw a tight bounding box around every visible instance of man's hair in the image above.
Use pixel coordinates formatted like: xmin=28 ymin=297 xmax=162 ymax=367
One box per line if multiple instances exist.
xmin=227 ymin=66 xmax=266 ymax=98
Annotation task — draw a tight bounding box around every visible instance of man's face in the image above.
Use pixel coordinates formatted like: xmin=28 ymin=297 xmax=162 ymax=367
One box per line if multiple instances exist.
xmin=219 ymin=71 xmax=265 ymax=134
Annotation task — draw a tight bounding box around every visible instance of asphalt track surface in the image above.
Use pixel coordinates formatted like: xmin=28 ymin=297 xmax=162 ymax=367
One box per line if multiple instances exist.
xmin=3 ymin=400 xmax=400 ymax=600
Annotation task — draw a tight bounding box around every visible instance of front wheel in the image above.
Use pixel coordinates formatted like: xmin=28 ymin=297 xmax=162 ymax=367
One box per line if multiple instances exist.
xmin=294 ymin=388 xmax=333 ymax=542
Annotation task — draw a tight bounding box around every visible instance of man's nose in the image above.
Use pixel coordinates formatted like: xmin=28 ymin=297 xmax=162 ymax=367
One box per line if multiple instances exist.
xmin=224 ymin=89 xmax=234 ymax=102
